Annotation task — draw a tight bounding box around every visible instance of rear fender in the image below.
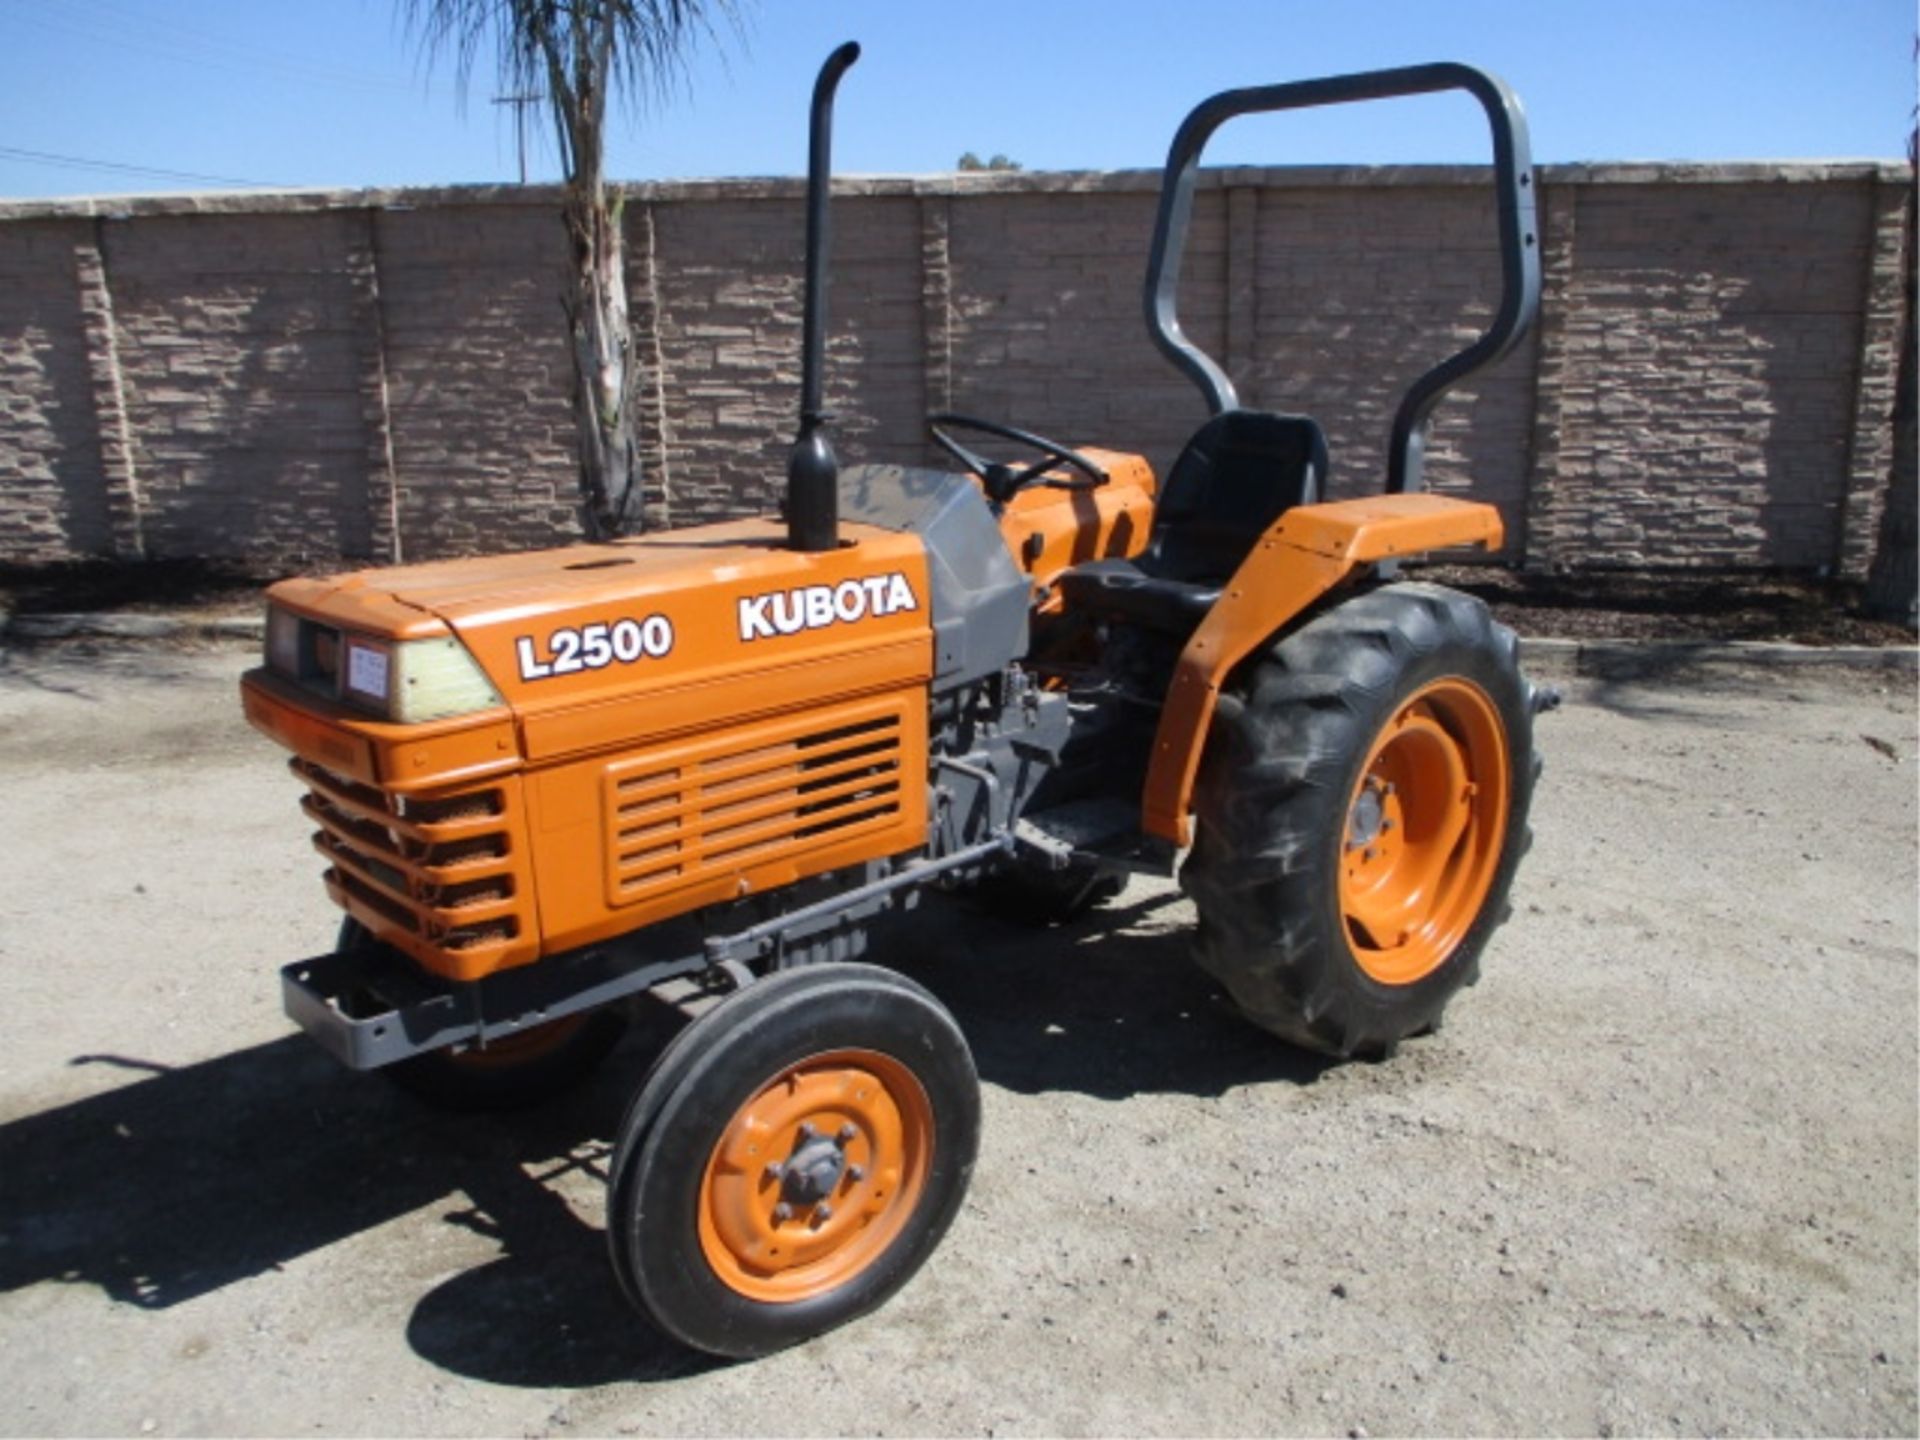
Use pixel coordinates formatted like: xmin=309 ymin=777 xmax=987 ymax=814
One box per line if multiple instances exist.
xmin=1141 ymin=494 xmax=1504 ymax=845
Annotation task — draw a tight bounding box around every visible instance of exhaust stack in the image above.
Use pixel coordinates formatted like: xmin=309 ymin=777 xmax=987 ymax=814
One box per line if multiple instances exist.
xmin=786 ymin=40 xmax=861 ymax=553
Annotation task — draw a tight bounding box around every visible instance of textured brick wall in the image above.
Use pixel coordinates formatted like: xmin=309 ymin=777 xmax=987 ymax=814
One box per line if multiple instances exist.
xmin=645 ymin=192 xmax=929 ymax=523
xmin=375 ymin=204 xmax=577 ymax=557
xmin=0 ymin=163 xmax=1909 ymax=580
xmin=1238 ymin=180 xmax=1537 ymax=533
xmin=99 ymin=211 xmax=370 ymax=567
xmin=0 ymin=218 xmax=111 ymax=561
xmin=1529 ymin=179 xmax=1882 ymax=570
xmin=942 ymin=185 xmax=1218 ymax=475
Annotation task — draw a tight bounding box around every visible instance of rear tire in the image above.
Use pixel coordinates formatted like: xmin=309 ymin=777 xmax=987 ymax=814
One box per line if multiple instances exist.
xmin=1181 ymin=583 xmax=1539 ymax=1057
xmin=606 ymin=964 xmax=979 ymax=1359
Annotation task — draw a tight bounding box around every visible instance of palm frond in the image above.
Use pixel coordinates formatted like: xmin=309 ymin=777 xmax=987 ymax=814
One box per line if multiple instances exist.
xmin=403 ymin=0 xmax=738 ymax=132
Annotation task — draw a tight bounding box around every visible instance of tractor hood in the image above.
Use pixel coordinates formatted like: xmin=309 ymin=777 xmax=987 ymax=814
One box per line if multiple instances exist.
xmin=266 ymin=517 xmax=935 ymax=758
xmin=261 ymin=463 xmax=1036 ymax=759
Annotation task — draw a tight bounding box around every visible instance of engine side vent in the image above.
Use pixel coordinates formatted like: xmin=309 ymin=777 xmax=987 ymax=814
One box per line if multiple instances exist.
xmin=602 ymin=695 xmax=915 ymax=906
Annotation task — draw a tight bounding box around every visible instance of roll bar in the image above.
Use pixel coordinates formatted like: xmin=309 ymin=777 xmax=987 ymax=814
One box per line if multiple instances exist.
xmin=1142 ymin=62 xmax=1541 ymax=494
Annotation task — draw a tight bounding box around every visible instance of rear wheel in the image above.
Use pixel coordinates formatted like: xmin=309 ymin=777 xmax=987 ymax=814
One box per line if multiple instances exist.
xmin=1181 ymin=583 xmax=1539 ymax=1057
xmin=606 ymin=964 xmax=979 ymax=1358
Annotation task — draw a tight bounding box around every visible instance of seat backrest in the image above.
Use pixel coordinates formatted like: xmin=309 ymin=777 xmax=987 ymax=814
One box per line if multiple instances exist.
xmin=1143 ymin=410 xmax=1330 ymax=584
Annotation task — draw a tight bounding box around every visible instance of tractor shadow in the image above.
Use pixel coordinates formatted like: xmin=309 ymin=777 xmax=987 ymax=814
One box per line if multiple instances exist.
xmin=0 ymin=1014 xmax=714 ymax=1391
xmin=403 ymin=895 xmax=1334 ymax=1389
xmin=898 ymin=885 xmax=1336 ymax=1099
xmin=0 ymin=897 xmax=1325 ymax=1392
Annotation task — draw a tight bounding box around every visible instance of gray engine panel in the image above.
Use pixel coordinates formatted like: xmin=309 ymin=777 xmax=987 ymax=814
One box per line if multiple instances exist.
xmin=840 ymin=465 xmax=1029 ymax=692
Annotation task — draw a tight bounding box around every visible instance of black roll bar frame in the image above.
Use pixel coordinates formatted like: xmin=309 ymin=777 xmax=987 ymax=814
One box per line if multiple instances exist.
xmin=1142 ymin=62 xmax=1541 ymax=494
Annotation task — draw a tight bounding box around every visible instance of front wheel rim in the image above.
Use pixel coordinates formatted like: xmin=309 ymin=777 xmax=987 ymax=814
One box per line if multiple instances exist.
xmin=697 ymin=1048 xmax=933 ymax=1303
xmin=1339 ymin=677 xmax=1510 ymax=986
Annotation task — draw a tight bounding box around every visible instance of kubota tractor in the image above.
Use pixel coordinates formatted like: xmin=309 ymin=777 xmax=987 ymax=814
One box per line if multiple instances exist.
xmin=241 ymin=45 xmax=1549 ymax=1357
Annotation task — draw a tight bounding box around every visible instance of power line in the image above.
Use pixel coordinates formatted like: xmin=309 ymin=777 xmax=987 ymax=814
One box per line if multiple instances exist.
xmin=492 ymin=92 xmax=545 ymax=184
xmin=0 ymin=145 xmax=288 ymax=190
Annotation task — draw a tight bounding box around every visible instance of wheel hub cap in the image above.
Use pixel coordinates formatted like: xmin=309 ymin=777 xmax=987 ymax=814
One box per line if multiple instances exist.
xmin=1346 ymin=779 xmax=1388 ymax=849
xmin=697 ymin=1049 xmax=933 ymax=1302
xmin=774 ymin=1126 xmax=851 ymax=1206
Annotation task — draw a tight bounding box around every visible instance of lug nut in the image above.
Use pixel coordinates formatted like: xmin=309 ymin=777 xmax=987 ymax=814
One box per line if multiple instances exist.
xmin=813 ymin=1203 xmax=833 ymax=1224
xmin=773 ymin=1202 xmax=793 ymax=1222
xmin=797 ymin=1122 xmax=818 ymax=1142
xmin=764 ymin=1162 xmax=785 ymax=1182
xmin=837 ymin=1123 xmax=858 ymax=1144
xmin=847 ymin=1164 xmax=866 ymax=1183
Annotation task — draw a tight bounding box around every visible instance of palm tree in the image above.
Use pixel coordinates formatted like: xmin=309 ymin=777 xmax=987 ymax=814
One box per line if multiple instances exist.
xmin=405 ymin=0 xmax=734 ymax=540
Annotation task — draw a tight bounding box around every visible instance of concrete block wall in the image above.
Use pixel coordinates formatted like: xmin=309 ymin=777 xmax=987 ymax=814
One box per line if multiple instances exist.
xmin=1529 ymin=178 xmax=1887 ymax=570
xmin=101 ymin=211 xmax=369 ymax=565
xmin=0 ymin=162 xmax=1909 ymax=580
xmin=375 ymin=204 xmax=578 ymax=558
xmin=644 ymin=192 xmax=929 ymax=522
xmin=0 ymin=218 xmax=111 ymax=561
xmin=939 ymin=185 xmax=1219 ymax=475
xmin=1236 ymin=179 xmax=1537 ymax=532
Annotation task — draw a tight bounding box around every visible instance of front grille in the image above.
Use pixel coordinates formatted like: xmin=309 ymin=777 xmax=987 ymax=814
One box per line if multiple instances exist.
xmin=294 ymin=759 xmax=532 ymax=969
xmin=604 ymin=700 xmax=911 ymax=905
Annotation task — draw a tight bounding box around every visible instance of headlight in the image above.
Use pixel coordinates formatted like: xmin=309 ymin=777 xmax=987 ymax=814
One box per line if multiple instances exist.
xmin=388 ymin=636 xmax=504 ymax=723
xmin=267 ymin=605 xmax=503 ymax=724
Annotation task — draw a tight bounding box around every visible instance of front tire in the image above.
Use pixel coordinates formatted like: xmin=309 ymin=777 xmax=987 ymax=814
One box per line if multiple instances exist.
xmin=606 ymin=964 xmax=980 ymax=1359
xmin=1181 ymin=583 xmax=1539 ymax=1057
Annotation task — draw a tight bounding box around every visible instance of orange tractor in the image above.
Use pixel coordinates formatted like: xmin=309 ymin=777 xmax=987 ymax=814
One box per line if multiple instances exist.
xmin=242 ymin=45 xmax=1549 ymax=1357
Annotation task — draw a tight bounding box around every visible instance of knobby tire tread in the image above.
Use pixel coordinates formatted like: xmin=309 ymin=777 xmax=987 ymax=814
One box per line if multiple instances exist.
xmin=1182 ymin=583 xmax=1541 ymax=1058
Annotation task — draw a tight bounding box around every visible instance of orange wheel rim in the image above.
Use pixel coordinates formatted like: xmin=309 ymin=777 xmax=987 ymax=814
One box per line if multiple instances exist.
xmin=1338 ymin=678 xmax=1509 ymax=986
xmin=697 ymin=1048 xmax=933 ymax=1303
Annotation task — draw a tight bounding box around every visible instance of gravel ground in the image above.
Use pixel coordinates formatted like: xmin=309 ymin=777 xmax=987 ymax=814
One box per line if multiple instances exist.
xmin=0 ymin=639 xmax=1914 ymax=1437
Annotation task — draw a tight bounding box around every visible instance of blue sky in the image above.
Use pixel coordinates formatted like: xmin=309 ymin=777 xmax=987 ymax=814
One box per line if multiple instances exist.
xmin=0 ymin=0 xmax=1912 ymax=197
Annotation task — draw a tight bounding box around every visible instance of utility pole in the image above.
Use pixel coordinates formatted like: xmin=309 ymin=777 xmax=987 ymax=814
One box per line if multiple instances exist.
xmin=491 ymin=91 xmax=542 ymax=184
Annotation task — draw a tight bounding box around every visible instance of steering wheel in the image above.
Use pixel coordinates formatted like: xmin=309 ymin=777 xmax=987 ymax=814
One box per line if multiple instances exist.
xmin=927 ymin=412 xmax=1109 ymax=504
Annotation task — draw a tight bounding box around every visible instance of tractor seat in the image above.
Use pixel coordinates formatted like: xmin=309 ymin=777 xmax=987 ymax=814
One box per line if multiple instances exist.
xmin=1055 ymin=410 xmax=1328 ymax=635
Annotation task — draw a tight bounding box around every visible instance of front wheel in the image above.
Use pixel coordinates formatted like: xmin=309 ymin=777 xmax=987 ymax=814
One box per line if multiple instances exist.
xmin=606 ymin=964 xmax=980 ymax=1358
xmin=1181 ymin=583 xmax=1540 ymax=1058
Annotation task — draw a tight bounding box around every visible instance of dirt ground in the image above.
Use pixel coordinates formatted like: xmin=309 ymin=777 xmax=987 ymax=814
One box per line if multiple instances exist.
xmin=0 ymin=639 xmax=1914 ymax=1438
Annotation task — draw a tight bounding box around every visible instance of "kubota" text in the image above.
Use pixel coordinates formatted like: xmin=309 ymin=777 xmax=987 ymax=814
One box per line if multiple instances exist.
xmin=738 ymin=572 xmax=918 ymax=642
